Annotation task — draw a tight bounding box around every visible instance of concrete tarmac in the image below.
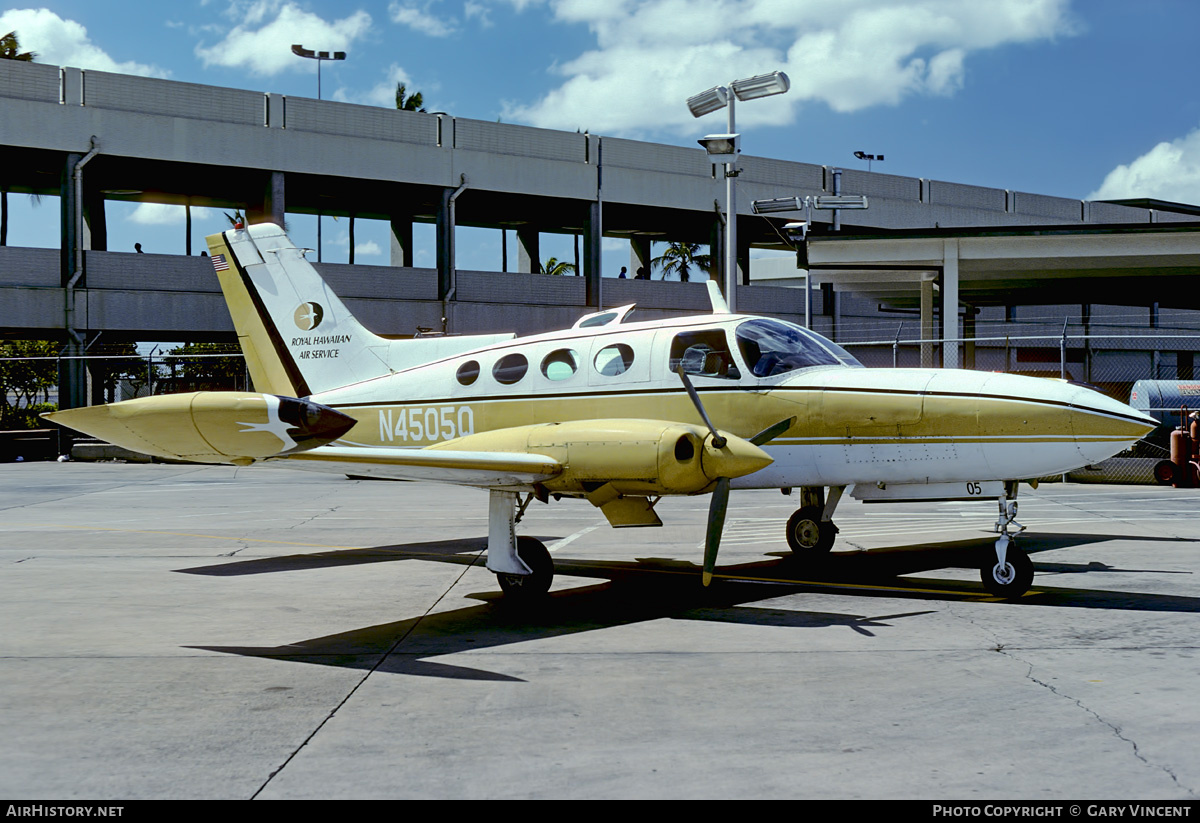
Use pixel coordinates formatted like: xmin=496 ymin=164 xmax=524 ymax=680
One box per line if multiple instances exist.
xmin=1 ymin=462 xmax=1198 ymax=800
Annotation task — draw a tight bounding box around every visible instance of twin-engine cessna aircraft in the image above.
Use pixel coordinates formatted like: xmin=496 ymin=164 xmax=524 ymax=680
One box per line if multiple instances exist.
xmin=49 ymin=223 xmax=1156 ymax=600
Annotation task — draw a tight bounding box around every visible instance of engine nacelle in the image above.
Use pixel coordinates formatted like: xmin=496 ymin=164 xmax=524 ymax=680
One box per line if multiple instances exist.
xmin=431 ymin=419 xmax=772 ymax=496
xmin=45 ymin=392 xmax=356 ymax=465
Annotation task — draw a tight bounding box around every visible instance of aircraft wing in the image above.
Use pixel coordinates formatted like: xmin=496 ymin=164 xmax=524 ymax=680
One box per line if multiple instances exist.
xmin=281 ymin=445 xmax=563 ymax=488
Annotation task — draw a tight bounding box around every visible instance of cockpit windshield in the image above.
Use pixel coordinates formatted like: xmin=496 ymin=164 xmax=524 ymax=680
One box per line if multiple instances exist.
xmin=734 ymin=318 xmax=863 ymax=377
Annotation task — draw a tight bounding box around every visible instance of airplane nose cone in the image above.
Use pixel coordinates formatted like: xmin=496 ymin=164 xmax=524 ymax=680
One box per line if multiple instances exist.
xmin=701 ymin=433 xmax=773 ymax=480
xmin=1064 ymin=383 xmax=1158 ymax=464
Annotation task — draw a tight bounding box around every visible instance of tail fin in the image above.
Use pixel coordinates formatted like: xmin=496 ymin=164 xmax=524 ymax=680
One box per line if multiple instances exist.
xmin=206 ymin=223 xmax=511 ymax=397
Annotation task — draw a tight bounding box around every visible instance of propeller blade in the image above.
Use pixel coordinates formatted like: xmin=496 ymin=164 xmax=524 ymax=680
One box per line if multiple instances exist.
xmin=749 ymin=416 xmax=796 ymax=446
xmin=703 ymin=476 xmax=730 ymax=586
xmin=676 ymin=365 xmax=726 ymax=448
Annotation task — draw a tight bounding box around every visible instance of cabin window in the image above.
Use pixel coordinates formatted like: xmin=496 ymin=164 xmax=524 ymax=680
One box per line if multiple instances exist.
xmin=492 ymin=353 xmax=529 ymax=385
xmin=670 ymin=330 xmax=740 ymax=379
xmin=456 ymin=360 xmax=480 ymax=386
xmin=593 ymin=343 xmax=635 ymax=377
xmin=541 ymin=349 xmax=580 ymax=381
xmin=734 ymin=318 xmax=862 ymax=377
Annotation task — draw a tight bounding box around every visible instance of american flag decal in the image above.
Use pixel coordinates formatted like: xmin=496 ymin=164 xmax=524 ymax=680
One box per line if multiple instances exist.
xmin=211 ymin=254 xmax=229 ymax=272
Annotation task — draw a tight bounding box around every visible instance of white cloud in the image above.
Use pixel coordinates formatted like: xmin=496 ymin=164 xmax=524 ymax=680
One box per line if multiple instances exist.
xmin=0 ymin=8 xmax=167 ymax=76
xmin=126 ymin=204 xmax=215 ymax=225
xmin=1088 ymin=128 xmax=1200 ymax=205
xmin=196 ymin=1 xmax=372 ymax=75
xmin=502 ymin=0 xmax=1075 ymax=135
xmin=389 ymin=0 xmax=456 ymax=37
xmin=334 ymin=63 xmax=415 ymax=108
xmin=463 ymin=1 xmax=494 ymax=27
xmin=354 ymin=240 xmax=382 ymax=257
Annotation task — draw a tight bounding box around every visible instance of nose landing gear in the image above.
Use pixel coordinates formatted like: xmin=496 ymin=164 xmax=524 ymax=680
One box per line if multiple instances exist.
xmin=981 ymin=487 xmax=1032 ymax=598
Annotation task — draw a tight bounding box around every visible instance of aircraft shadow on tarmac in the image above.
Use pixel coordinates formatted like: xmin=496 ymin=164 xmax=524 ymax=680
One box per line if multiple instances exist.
xmin=182 ymin=532 xmax=1200 ymax=681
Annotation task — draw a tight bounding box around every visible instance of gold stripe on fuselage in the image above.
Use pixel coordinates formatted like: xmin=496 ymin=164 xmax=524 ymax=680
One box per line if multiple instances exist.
xmin=326 ymin=387 xmax=1151 ymax=450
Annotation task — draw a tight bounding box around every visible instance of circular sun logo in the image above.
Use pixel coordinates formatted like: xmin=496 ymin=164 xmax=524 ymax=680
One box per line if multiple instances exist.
xmin=294 ymin=302 xmax=324 ymax=331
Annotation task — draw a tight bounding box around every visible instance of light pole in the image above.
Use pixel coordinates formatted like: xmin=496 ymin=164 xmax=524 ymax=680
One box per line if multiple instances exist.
xmin=292 ymin=45 xmax=346 ymax=261
xmin=291 ymin=44 xmax=345 ymax=100
xmin=752 ymin=194 xmax=869 ymax=329
xmin=688 ymin=71 xmax=790 ymax=313
xmin=853 ymin=150 xmax=884 ymax=171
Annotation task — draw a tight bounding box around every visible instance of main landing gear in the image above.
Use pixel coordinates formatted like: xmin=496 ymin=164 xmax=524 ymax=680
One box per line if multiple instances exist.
xmin=981 ymin=483 xmax=1033 ymax=599
xmin=785 ymin=486 xmax=843 ymax=557
xmin=487 ymin=490 xmax=554 ymax=602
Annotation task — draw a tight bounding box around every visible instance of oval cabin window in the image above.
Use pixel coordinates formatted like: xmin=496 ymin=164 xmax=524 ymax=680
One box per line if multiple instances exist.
xmin=492 ymin=353 xmax=529 ymax=385
xmin=456 ymin=360 xmax=480 ymax=386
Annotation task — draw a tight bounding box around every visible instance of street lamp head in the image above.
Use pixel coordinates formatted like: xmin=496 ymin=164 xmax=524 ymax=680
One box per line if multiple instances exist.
xmin=853 ymin=151 xmax=866 ymax=160
xmin=752 ymin=196 xmax=803 ymax=214
xmin=814 ymin=195 xmax=869 ymax=210
xmin=291 ymin=44 xmax=346 ymax=61
xmin=697 ymin=133 xmax=740 ymax=159
xmin=730 ymin=71 xmax=790 ymax=101
xmin=687 ymin=86 xmax=730 ymax=118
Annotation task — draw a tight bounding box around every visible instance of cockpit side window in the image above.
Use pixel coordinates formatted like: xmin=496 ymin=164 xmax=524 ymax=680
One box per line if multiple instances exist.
xmin=735 ymin=318 xmax=862 ymax=377
xmin=669 ymin=330 xmax=741 ymax=379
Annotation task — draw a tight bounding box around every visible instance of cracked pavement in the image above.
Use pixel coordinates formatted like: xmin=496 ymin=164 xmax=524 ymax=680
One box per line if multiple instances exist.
xmin=1 ymin=462 xmax=1197 ymax=799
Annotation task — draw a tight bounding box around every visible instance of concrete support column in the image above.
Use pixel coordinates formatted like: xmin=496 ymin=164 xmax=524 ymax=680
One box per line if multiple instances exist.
xmin=942 ymin=239 xmax=960 ymax=369
xmin=630 ymin=237 xmax=651 ymax=280
xmin=389 ymin=215 xmax=414 ymax=267
xmin=250 ymin=170 xmax=285 ymax=226
xmin=436 ymin=187 xmax=455 ymax=299
xmin=920 ymin=277 xmax=935 ymax=369
xmin=583 ymin=201 xmax=602 ymax=307
xmin=82 ymin=185 xmax=106 ymax=252
xmin=516 ymin=226 xmax=540 ymax=274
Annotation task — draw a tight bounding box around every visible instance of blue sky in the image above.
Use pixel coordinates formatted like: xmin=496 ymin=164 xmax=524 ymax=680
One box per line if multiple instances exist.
xmin=4 ymin=0 xmax=1200 ymax=275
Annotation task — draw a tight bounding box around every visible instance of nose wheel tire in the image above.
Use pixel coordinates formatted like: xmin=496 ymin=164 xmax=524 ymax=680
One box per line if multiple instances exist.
xmin=980 ymin=547 xmax=1033 ymax=599
xmin=497 ymin=536 xmax=553 ymax=600
xmin=786 ymin=506 xmax=837 ymax=555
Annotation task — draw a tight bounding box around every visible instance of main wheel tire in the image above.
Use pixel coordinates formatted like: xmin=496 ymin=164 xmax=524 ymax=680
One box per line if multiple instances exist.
xmin=980 ymin=546 xmax=1034 ymax=599
xmin=497 ymin=536 xmax=554 ymax=600
xmin=786 ymin=506 xmax=837 ymax=555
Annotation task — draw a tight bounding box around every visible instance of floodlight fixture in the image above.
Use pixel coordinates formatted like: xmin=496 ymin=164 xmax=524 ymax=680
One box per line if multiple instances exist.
xmin=687 ymin=86 xmax=731 ymax=118
xmin=292 ymin=43 xmax=347 ymax=101
xmin=730 ymin=71 xmax=790 ymax=101
xmin=751 ymin=197 xmax=803 ymax=214
xmin=814 ymin=195 xmax=869 ymax=210
xmin=291 ymin=45 xmax=346 ymax=61
xmin=697 ymin=133 xmax=740 ymax=160
xmin=853 ymin=151 xmax=884 ymax=171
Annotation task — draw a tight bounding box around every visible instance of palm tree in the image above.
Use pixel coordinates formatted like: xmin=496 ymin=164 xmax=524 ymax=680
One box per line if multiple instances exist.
xmin=395 ymin=83 xmax=426 ymax=112
xmin=541 ymin=257 xmax=576 ymax=276
xmin=0 ymin=31 xmax=36 ymax=62
xmin=651 ymin=241 xmax=711 ymax=282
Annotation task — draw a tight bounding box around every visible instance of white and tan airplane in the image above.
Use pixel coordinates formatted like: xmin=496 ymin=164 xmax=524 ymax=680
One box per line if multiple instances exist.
xmin=48 ymin=222 xmax=1156 ymax=600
